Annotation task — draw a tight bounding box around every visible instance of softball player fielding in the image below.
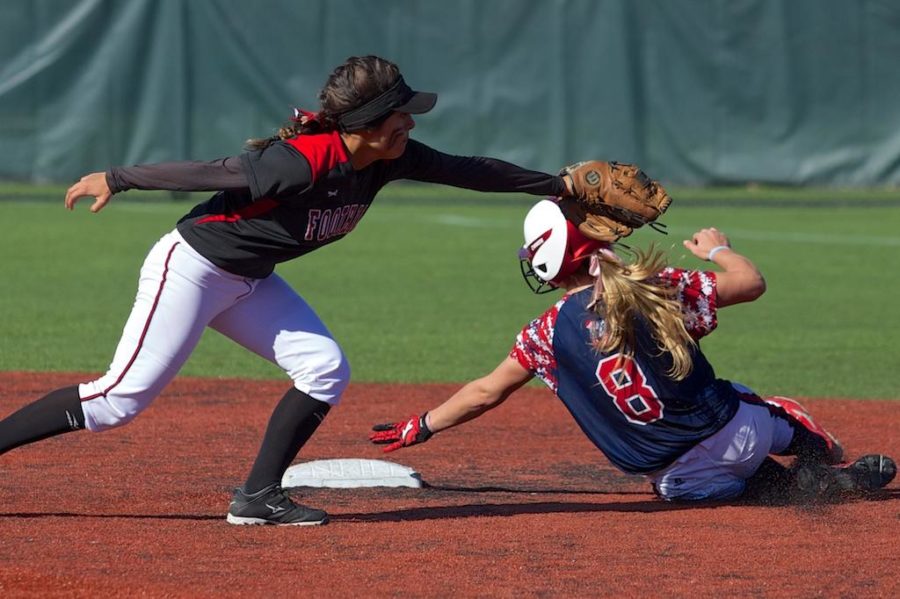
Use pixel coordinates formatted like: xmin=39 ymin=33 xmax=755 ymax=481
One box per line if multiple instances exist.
xmin=0 ymin=55 xmax=575 ymax=526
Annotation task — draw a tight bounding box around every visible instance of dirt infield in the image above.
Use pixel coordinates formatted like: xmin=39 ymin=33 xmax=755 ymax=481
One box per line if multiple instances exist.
xmin=0 ymin=372 xmax=897 ymax=598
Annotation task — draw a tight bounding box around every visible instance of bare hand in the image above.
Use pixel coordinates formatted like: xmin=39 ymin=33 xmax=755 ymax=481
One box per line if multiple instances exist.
xmin=65 ymin=172 xmax=112 ymax=213
xmin=683 ymin=227 xmax=731 ymax=260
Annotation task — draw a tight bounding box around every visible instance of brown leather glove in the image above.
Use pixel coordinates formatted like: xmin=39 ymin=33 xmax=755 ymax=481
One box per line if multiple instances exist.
xmin=558 ymin=160 xmax=672 ymax=242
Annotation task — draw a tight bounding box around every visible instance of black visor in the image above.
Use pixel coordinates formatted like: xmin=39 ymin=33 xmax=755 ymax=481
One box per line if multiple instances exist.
xmin=337 ymin=76 xmax=437 ymax=131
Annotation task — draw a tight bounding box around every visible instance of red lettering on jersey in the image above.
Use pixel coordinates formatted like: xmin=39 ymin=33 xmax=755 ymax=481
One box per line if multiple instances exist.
xmin=339 ymin=205 xmax=359 ymax=234
xmin=596 ymin=354 xmax=664 ymax=425
xmin=327 ymin=206 xmax=347 ymax=238
xmin=349 ymin=204 xmax=369 ymax=230
xmin=305 ymin=209 xmax=321 ymax=240
xmin=334 ymin=204 xmax=353 ymax=234
xmin=317 ymin=209 xmax=333 ymax=241
xmin=305 ymin=203 xmax=369 ymax=242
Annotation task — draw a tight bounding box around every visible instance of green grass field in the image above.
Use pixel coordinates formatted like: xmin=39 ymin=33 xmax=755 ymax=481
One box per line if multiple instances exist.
xmin=1 ymin=185 xmax=898 ymax=399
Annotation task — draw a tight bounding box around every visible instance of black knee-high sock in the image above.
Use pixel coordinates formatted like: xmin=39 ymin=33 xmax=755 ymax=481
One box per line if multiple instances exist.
xmin=0 ymin=386 xmax=85 ymax=455
xmin=242 ymin=388 xmax=331 ymax=494
xmin=781 ymin=424 xmax=831 ymax=463
xmin=742 ymin=457 xmax=793 ymax=503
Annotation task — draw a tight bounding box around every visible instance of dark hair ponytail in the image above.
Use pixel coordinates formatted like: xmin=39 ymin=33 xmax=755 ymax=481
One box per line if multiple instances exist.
xmin=245 ymin=55 xmax=401 ymax=150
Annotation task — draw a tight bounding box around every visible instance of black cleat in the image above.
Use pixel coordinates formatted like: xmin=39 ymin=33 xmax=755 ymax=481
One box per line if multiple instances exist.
xmin=226 ymin=483 xmax=328 ymax=526
xmin=833 ymin=454 xmax=897 ymax=494
xmin=791 ymin=462 xmax=842 ymax=503
xmin=791 ymin=454 xmax=896 ymax=503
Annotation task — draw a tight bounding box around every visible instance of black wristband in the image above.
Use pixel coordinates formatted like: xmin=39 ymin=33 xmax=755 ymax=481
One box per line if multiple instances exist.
xmin=418 ymin=413 xmax=434 ymax=441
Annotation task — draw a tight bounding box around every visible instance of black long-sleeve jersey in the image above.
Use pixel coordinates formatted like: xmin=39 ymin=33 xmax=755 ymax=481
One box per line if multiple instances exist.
xmin=108 ymin=131 xmax=567 ymax=279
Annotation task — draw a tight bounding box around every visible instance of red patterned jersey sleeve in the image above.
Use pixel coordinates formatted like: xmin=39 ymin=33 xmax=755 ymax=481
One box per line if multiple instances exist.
xmin=508 ymin=298 xmax=564 ymax=393
xmin=657 ymin=267 xmax=718 ymax=339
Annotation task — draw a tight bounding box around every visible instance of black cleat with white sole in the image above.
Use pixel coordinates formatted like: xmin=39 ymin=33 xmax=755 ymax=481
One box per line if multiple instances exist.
xmin=227 ymin=483 xmax=328 ymax=526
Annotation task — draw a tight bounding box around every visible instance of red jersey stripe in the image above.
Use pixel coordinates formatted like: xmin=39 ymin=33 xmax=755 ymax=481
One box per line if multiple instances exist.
xmin=195 ymin=197 xmax=279 ymax=225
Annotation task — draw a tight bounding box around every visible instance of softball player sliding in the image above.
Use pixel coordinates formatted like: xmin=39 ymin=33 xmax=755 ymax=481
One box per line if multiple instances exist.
xmin=0 ymin=56 xmax=575 ymax=526
xmin=371 ymin=200 xmax=896 ymax=502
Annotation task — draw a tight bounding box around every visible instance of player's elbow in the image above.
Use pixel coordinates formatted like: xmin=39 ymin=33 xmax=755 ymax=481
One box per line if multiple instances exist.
xmin=745 ymin=272 xmax=766 ymax=301
xmin=469 ymin=377 xmax=509 ymax=410
xmin=469 ymin=384 xmax=499 ymax=410
xmin=717 ymin=269 xmax=766 ymax=307
xmin=464 ymin=358 xmax=530 ymax=412
xmin=732 ymin=272 xmax=766 ymax=305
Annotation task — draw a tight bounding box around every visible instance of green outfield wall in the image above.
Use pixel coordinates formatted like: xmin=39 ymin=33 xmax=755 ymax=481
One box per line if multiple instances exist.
xmin=2 ymin=0 xmax=899 ymax=186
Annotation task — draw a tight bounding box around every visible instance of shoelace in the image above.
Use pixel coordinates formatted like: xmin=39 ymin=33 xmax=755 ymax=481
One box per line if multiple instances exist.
xmin=272 ymin=486 xmax=299 ymax=509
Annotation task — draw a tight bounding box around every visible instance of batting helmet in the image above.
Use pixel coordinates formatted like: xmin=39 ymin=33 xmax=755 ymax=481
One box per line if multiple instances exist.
xmin=519 ymin=199 xmax=608 ymax=294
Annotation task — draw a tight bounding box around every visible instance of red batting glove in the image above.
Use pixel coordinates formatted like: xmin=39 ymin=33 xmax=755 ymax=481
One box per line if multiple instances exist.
xmin=370 ymin=414 xmax=433 ymax=453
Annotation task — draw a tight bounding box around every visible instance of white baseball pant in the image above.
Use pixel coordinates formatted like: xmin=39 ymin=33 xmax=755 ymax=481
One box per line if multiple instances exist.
xmin=78 ymin=229 xmax=350 ymax=432
xmin=650 ymin=385 xmax=795 ymax=501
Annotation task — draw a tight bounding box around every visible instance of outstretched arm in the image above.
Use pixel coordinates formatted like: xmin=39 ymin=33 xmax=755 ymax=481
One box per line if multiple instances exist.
xmin=683 ymin=227 xmax=766 ymax=307
xmin=370 ymin=357 xmax=533 ymax=452
xmin=428 ymin=357 xmax=533 ymax=431
xmin=385 ymin=140 xmax=571 ymax=197
xmin=64 ymin=157 xmax=247 ymax=213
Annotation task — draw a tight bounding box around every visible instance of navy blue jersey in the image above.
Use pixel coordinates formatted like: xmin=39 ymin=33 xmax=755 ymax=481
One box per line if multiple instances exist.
xmin=510 ymin=268 xmax=739 ymax=474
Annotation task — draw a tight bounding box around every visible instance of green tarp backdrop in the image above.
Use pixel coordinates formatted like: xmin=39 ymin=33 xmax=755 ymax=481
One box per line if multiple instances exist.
xmin=2 ymin=0 xmax=899 ymax=186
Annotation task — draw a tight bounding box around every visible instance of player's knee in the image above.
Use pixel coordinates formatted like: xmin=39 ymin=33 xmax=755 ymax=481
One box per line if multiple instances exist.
xmin=79 ymin=394 xmax=146 ymax=432
xmin=656 ymin=477 xmax=746 ymax=502
xmin=289 ymin=341 xmax=351 ymax=406
xmin=78 ymin=374 xmax=167 ymax=432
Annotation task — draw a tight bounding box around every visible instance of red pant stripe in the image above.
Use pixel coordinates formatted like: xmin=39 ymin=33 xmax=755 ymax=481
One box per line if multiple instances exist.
xmin=81 ymin=242 xmax=180 ymax=401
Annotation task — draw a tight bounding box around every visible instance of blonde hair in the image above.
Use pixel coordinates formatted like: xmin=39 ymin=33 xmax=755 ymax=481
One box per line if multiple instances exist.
xmin=589 ymin=246 xmax=695 ymax=380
